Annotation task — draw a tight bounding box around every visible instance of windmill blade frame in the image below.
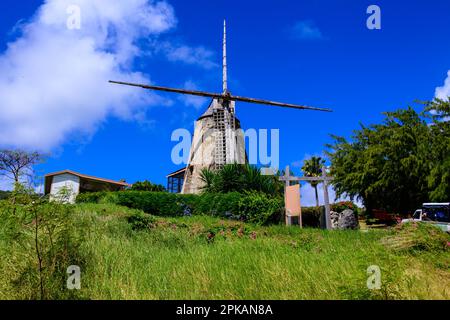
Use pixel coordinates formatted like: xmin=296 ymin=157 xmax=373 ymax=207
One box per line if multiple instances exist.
xmin=109 ymin=80 xmax=332 ymax=112
xmin=229 ymin=95 xmax=332 ymax=112
xmin=109 ymin=80 xmax=223 ymax=99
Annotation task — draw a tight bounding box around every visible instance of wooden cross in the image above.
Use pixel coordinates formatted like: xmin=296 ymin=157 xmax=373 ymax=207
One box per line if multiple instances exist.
xmin=279 ymin=165 xmax=334 ymax=230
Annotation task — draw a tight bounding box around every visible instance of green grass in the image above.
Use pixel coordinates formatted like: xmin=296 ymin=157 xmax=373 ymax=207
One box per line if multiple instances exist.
xmin=1 ymin=203 xmax=449 ymax=300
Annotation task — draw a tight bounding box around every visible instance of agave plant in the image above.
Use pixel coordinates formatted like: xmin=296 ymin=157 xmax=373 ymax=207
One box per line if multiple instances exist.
xmin=199 ymin=164 xmax=283 ymax=197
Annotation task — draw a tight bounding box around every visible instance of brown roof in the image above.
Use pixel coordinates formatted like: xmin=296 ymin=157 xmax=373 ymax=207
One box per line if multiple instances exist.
xmin=45 ymin=170 xmax=132 ymax=187
xmin=166 ymin=167 xmax=187 ymax=178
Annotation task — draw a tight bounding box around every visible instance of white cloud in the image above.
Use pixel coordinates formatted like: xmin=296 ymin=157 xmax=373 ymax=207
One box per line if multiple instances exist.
xmin=290 ymin=20 xmax=323 ymax=40
xmin=0 ymin=0 xmax=216 ymax=151
xmin=0 ymin=177 xmax=13 ymax=191
xmin=300 ymin=182 xmax=362 ymax=208
xmin=163 ymin=42 xmax=218 ymax=69
xmin=435 ymin=70 xmax=450 ymax=99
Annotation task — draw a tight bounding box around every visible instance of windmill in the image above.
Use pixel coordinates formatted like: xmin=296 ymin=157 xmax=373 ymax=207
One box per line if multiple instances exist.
xmin=110 ymin=21 xmax=332 ymax=194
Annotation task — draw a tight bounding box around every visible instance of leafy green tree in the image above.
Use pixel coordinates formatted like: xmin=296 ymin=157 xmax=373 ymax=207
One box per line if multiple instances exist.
xmin=302 ymin=156 xmax=325 ymax=212
xmin=424 ymin=98 xmax=450 ymax=201
xmin=130 ymin=180 xmax=166 ymax=192
xmin=327 ymin=106 xmax=432 ymax=215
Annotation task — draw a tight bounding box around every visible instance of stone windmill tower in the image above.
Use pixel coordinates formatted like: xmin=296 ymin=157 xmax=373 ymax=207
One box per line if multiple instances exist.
xmin=110 ymin=21 xmax=331 ymax=194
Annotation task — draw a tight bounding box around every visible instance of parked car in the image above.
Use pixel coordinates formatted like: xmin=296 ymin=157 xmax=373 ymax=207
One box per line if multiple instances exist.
xmin=402 ymin=203 xmax=450 ymax=232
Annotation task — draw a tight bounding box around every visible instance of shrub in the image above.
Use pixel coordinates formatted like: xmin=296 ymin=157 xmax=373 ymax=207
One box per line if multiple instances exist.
xmin=193 ymin=192 xmax=241 ymax=218
xmin=0 ymin=189 xmax=85 ymax=299
xmin=238 ymin=192 xmax=283 ymax=225
xmin=75 ymin=191 xmax=282 ymax=225
xmin=76 ymin=192 xmax=107 ymax=204
xmin=127 ymin=211 xmax=157 ymax=231
xmin=301 ymin=207 xmax=322 ymax=228
xmin=331 ymin=201 xmax=358 ymax=214
xmin=0 ymin=190 xmax=11 ymax=200
xmin=114 ymin=191 xmax=193 ymax=217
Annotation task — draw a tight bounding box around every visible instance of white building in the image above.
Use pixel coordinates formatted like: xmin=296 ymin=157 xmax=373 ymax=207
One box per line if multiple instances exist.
xmin=44 ymin=170 xmax=130 ymax=203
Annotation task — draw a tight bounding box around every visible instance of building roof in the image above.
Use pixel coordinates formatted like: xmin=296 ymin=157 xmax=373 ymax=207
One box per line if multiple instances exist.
xmin=45 ymin=170 xmax=131 ymax=194
xmin=166 ymin=167 xmax=187 ymax=178
xmin=197 ymin=99 xmax=215 ymax=120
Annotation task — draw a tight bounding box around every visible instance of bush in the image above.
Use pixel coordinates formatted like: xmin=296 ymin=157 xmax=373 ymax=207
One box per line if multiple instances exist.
xmin=115 ymin=192 xmax=196 ymax=217
xmin=331 ymin=201 xmax=357 ymax=213
xmin=75 ymin=191 xmax=282 ymax=225
xmin=0 ymin=190 xmax=85 ymax=299
xmin=238 ymin=192 xmax=283 ymax=225
xmin=0 ymin=190 xmax=11 ymax=200
xmin=76 ymin=192 xmax=107 ymax=204
xmin=193 ymin=192 xmax=241 ymax=218
xmin=127 ymin=211 xmax=157 ymax=231
xmin=301 ymin=207 xmax=322 ymax=228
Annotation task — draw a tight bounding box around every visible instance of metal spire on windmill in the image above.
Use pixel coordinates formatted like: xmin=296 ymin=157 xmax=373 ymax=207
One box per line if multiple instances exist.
xmin=109 ymin=20 xmax=332 ymax=194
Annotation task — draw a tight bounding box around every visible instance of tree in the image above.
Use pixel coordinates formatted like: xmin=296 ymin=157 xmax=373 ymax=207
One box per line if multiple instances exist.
xmin=0 ymin=150 xmax=43 ymax=187
xmin=423 ymin=98 xmax=450 ymax=201
xmin=302 ymin=156 xmax=326 ymax=212
xmin=327 ymin=106 xmax=433 ymax=215
xmin=130 ymin=180 xmax=166 ymax=192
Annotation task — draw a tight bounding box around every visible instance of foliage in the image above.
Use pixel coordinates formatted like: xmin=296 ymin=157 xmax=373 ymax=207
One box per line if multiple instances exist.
xmin=327 ymin=105 xmax=436 ymax=215
xmin=237 ymin=191 xmax=283 ymax=225
xmin=2 ymin=201 xmax=450 ymax=299
xmin=0 ymin=185 xmax=85 ymax=299
xmin=130 ymin=180 xmax=166 ymax=192
xmin=301 ymin=207 xmax=322 ymax=228
xmin=330 ymin=201 xmax=358 ymax=213
xmin=75 ymin=191 xmax=108 ymax=204
xmin=200 ymin=164 xmax=283 ymax=197
xmin=75 ymin=190 xmax=282 ymax=225
xmin=127 ymin=211 xmax=157 ymax=231
xmin=0 ymin=190 xmax=11 ymax=200
xmin=423 ymin=98 xmax=450 ymax=201
xmin=192 ymin=192 xmax=242 ymax=218
xmin=302 ymin=156 xmax=326 ymax=214
xmin=2 ymin=203 xmax=446 ymax=300
xmin=302 ymin=156 xmax=325 ymax=189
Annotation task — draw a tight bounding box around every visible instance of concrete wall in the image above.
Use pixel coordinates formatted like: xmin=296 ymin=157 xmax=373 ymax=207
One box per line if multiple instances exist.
xmin=49 ymin=173 xmax=80 ymax=204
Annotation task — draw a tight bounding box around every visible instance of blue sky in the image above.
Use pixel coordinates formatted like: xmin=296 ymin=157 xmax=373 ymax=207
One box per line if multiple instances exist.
xmin=1 ymin=0 xmax=450 ymax=203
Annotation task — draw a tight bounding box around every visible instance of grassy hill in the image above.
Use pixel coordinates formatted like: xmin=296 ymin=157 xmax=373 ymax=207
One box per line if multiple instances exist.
xmin=0 ymin=203 xmax=449 ymax=300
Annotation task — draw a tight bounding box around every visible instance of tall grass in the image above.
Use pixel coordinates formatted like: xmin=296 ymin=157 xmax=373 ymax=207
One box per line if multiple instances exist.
xmin=1 ymin=203 xmax=449 ymax=300
xmin=75 ymin=204 xmax=450 ymax=299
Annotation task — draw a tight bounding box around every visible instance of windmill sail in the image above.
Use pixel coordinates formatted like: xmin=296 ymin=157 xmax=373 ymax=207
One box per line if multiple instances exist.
xmin=109 ymin=80 xmax=332 ymax=112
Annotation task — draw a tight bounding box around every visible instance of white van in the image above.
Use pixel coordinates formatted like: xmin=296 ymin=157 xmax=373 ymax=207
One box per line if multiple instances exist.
xmin=402 ymin=203 xmax=450 ymax=233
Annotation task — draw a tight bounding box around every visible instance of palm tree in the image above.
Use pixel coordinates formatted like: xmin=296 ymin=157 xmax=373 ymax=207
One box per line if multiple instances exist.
xmin=302 ymin=156 xmax=326 ymax=212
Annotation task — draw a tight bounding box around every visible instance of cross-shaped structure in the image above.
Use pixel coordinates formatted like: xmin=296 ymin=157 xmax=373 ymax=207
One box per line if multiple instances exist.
xmin=279 ymin=165 xmax=334 ymax=230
